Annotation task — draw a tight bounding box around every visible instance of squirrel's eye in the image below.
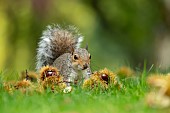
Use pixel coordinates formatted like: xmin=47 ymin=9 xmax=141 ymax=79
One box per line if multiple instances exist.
xmin=74 ymin=54 xmax=79 ymax=60
xmin=89 ymin=54 xmax=91 ymax=59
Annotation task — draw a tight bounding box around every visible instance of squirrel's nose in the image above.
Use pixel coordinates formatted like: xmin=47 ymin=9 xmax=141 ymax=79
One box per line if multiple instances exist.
xmin=83 ymin=63 xmax=88 ymax=70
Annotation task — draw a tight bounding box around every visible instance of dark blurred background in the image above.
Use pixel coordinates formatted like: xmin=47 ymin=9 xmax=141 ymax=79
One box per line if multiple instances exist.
xmin=1 ymin=0 xmax=170 ymax=72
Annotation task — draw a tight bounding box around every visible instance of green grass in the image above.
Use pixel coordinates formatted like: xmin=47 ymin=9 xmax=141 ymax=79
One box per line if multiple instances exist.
xmin=0 ymin=71 xmax=170 ymax=113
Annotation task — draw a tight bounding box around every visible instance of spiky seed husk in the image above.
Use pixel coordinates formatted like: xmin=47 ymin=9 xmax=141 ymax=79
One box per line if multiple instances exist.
xmin=83 ymin=68 xmax=123 ymax=90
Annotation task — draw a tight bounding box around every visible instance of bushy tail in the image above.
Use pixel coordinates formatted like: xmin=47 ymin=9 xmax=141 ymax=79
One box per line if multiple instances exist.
xmin=36 ymin=24 xmax=83 ymax=70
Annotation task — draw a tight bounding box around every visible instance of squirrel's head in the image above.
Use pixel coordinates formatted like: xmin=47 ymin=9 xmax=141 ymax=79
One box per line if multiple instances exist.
xmin=71 ymin=46 xmax=91 ymax=71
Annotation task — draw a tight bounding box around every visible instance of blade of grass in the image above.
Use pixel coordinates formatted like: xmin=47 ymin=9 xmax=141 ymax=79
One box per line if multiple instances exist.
xmin=141 ymin=60 xmax=147 ymax=86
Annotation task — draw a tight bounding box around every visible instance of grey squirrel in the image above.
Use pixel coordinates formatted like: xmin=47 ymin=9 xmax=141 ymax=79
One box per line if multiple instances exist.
xmin=36 ymin=24 xmax=92 ymax=87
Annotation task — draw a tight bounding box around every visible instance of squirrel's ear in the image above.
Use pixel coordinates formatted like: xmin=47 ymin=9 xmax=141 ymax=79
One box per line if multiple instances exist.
xmin=71 ymin=47 xmax=74 ymax=55
xmin=85 ymin=44 xmax=88 ymax=50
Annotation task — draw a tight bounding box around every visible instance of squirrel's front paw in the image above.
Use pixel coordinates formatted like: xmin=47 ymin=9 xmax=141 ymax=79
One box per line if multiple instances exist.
xmin=63 ymin=86 xmax=72 ymax=93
